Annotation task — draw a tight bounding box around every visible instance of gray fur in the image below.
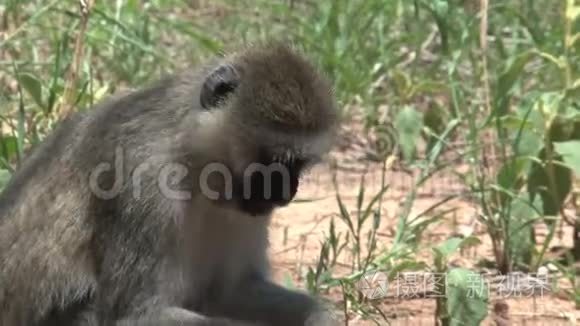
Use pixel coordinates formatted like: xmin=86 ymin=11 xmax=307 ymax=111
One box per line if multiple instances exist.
xmin=0 ymin=44 xmax=338 ymax=326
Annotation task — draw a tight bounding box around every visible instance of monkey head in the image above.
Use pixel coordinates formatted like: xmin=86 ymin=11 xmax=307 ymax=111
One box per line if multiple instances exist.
xmin=196 ymin=44 xmax=339 ymax=216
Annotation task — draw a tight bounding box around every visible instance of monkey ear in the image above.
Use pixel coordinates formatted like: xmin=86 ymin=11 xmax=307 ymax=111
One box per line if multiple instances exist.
xmin=200 ymin=64 xmax=240 ymax=109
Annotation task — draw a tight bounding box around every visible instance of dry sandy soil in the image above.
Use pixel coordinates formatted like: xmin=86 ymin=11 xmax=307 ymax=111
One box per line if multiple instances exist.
xmin=266 ymin=127 xmax=580 ymax=326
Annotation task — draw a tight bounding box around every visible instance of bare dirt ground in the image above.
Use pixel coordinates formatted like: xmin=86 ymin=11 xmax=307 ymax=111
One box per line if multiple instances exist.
xmin=266 ymin=125 xmax=580 ymax=325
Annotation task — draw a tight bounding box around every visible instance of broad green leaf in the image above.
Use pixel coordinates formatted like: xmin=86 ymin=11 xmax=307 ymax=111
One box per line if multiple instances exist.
xmin=460 ymin=236 xmax=482 ymax=249
xmin=433 ymin=237 xmax=481 ymax=270
xmin=509 ymin=194 xmax=543 ymax=267
xmin=493 ymin=51 xmax=535 ymax=117
xmin=423 ymin=103 xmax=449 ymax=154
xmin=497 ymin=157 xmax=528 ymax=194
xmin=536 ymin=92 xmax=564 ymax=118
xmin=391 ymin=70 xmax=412 ymax=99
xmin=18 ymin=72 xmax=44 ymax=109
xmin=395 ymin=105 xmax=423 ymax=162
xmin=527 ymin=149 xmax=573 ymax=216
xmin=554 ymin=140 xmax=580 ymax=175
xmin=0 ymin=136 xmax=19 ymax=163
xmin=504 ymin=102 xmax=544 ymax=157
xmin=446 ymin=268 xmax=489 ymax=326
xmin=432 ymin=0 xmax=449 ymax=18
xmin=434 ymin=237 xmax=463 ymax=260
xmin=386 ymin=260 xmax=429 ymax=279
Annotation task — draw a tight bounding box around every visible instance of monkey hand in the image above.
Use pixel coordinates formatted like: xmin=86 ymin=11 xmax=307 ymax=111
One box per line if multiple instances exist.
xmin=305 ymin=305 xmax=340 ymax=326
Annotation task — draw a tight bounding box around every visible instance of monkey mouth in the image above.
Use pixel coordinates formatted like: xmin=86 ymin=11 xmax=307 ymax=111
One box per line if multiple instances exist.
xmin=233 ymin=161 xmax=301 ymax=216
xmin=238 ymin=198 xmax=277 ymax=216
xmin=236 ymin=177 xmax=299 ymax=216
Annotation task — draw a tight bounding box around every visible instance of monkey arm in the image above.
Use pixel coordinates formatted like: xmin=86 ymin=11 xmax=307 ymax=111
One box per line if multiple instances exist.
xmin=214 ymin=279 xmax=338 ymax=326
xmin=114 ymin=307 xmax=258 ymax=326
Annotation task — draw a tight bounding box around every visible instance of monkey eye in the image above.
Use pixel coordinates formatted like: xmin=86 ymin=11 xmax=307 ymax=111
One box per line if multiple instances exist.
xmin=200 ymin=64 xmax=240 ymax=109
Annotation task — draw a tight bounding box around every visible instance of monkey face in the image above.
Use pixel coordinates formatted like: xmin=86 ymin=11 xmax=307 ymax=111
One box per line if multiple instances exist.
xmin=198 ymin=63 xmax=307 ymax=216
xmin=197 ymin=45 xmax=338 ymax=216
xmin=234 ymin=149 xmax=307 ymax=216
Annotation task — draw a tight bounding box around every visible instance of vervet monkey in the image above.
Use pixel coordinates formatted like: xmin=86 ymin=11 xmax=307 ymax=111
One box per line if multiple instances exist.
xmin=0 ymin=43 xmax=339 ymax=326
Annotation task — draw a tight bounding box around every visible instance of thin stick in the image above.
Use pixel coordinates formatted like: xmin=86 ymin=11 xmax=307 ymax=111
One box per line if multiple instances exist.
xmin=58 ymin=0 xmax=94 ymax=119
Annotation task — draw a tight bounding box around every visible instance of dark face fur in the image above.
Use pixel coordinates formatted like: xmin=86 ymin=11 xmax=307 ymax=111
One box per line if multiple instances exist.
xmin=198 ymin=45 xmax=338 ymax=216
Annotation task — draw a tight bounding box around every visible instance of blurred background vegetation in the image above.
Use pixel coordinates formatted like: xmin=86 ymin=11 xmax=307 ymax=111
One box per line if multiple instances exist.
xmin=2 ymin=0 xmax=580 ymax=324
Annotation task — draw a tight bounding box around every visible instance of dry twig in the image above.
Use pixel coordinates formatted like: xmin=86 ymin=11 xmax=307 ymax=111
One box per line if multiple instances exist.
xmin=58 ymin=0 xmax=94 ymax=119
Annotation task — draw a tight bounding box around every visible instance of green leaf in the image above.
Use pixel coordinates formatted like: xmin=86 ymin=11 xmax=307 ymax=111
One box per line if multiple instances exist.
xmin=356 ymin=174 xmax=365 ymax=212
xmin=18 ymin=72 xmax=44 ymax=109
xmin=386 ymin=260 xmax=429 ymax=279
xmin=433 ymin=237 xmax=481 ymax=270
xmin=536 ymin=91 xmax=564 ymax=117
xmin=496 ymin=157 xmax=528 ymax=194
xmin=335 ymin=192 xmax=355 ymax=236
xmin=434 ymin=237 xmax=463 ymax=260
xmin=493 ymin=50 xmax=535 ymax=117
xmin=0 ymin=136 xmax=19 ymax=163
xmin=432 ymin=0 xmax=449 ymax=18
xmin=395 ymin=105 xmax=423 ymax=162
xmin=391 ymin=70 xmax=412 ymax=99
xmin=423 ymin=103 xmax=449 ymax=154
xmin=504 ymin=99 xmax=545 ymax=156
xmin=446 ymin=268 xmax=489 ymax=326
xmin=527 ymin=149 xmax=573 ymax=216
xmin=411 ymin=81 xmax=449 ymax=96
xmin=554 ymin=140 xmax=580 ymax=175
xmin=509 ymin=194 xmax=543 ymax=267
